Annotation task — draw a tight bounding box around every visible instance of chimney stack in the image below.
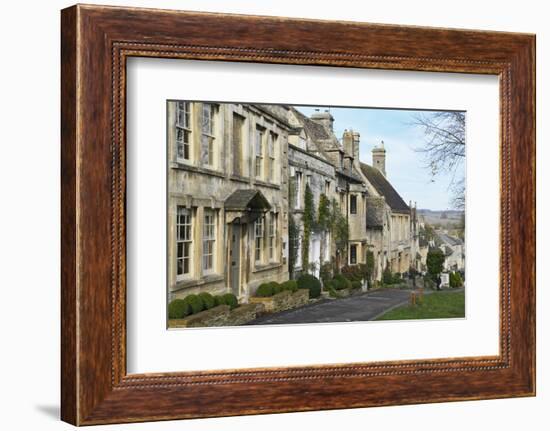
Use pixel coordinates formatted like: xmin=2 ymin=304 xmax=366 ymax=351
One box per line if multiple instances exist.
xmin=352 ymin=131 xmax=360 ymax=161
xmin=342 ymin=129 xmax=359 ymax=161
xmin=310 ymin=109 xmax=334 ymax=133
xmin=372 ymin=140 xmax=386 ymax=177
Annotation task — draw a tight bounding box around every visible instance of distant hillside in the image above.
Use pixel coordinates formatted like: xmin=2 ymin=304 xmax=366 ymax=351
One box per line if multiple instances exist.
xmin=418 ymin=209 xmax=464 ymax=227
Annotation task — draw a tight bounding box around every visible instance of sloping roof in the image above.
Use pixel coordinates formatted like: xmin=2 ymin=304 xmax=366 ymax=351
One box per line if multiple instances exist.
xmin=438 ymin=232 xmax=463 ymax=246
xmin=224 ymin=189 xmax=271 ymax=211
xmin=290 ymin=107 xmax=366 ymax=186
xmin=360 ymin=163 xmax=410 ymax=214
xmin=290 ymin=108 xmax=332 ymax=141
xmin=253 ymin=104 xmax=293 ymax=129
xmin=442 ymin=245 xmax=454 ymax=257
xmin=365 ymin=197 xmax=385 ymax=229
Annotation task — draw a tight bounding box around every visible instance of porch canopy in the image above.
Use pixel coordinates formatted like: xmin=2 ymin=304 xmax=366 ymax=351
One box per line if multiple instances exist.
xmin=224 ymin=189 xmax=271 ymax=224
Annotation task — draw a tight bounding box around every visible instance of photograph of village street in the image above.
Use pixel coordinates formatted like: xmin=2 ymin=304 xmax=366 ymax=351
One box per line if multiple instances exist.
xmin=166 ymin=101 xmax=466 ymax=328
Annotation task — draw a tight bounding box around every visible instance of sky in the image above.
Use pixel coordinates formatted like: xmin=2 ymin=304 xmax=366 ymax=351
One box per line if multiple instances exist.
xmin=296 ymin=105 xmax=464 ymax=211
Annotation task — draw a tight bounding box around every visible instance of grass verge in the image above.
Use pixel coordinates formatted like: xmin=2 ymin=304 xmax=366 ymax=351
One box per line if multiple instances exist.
xmin=375 ymin=291 xmax=465 ymax=321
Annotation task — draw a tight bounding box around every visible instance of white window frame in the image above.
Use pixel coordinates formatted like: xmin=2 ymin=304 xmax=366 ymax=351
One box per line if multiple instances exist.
xmin=350 ymin=243 xmax=358 ymax=265
xmin=255 ymin=127 xmax=264 ymax=179
xmin=268 ymin=212 xmax=276 ymax=261
xmin=201 ymin=103 xmax=216 ymax=167
xmin=175 ymin=101 xmax=191 ymax=163
xmin=176 ymin=206 xmax=192 ymax=281
xmin=202 ymin=208 xmax=216 ymax=274
xmin=268 ymin=132 xmax=276 ymax=183
xmin=254 ymin=216 xmax=264 ymax=264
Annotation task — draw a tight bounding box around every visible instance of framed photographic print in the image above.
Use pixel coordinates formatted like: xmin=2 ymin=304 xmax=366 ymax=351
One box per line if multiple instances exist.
xmin=61 ymin=4 xmax=535 ymax=425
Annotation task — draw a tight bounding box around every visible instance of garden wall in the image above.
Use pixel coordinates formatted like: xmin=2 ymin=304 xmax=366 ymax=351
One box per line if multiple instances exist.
xmin=168 ymin=303 xmax=265 ymax=328
xmin=249 ymin=289 xmax=309 ymax=313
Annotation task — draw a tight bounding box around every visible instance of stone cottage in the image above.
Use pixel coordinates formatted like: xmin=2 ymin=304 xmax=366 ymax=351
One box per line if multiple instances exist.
xmin=359 ymin=143 xmax=412 ymax=279
xmin=167 ymin=101 xmax=290 ymax=302
xmin=167 ymin=101 xmax=420 ymax=302
xmin=288 ymin=109 xmax=367 ymax=272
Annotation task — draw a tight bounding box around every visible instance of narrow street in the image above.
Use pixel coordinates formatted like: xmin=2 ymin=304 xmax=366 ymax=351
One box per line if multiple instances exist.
xmin=248 ymin=288 xmax=418 ymax=325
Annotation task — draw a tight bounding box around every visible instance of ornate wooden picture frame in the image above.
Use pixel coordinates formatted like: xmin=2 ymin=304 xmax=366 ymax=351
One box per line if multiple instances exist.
xmin=61 ymin=4 xmax=535 ymax=425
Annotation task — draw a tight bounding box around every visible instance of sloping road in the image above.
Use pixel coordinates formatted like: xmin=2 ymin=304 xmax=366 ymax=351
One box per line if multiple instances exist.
xmin=248 ymin=288 xmax=416 ymax=325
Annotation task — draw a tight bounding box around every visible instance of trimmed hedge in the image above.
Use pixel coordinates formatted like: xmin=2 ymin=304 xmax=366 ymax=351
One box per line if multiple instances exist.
xmin=269 ymin=281 xmax=282 ymax=295
xmin=168 ymin=299 xmax=190 ymax=319
xmin=255 ymin=280 xmax=298 ymax=297
xmin=169 ymin=292 xmax=240 ymax=320
xmin=184 ymin=294 xmax=204 ymax=314
xmin=256 ymin=282 xmax=276 ymax=297
xmin=297 ymin=274 xmax=322 ymax=298
xmin=198 ymin=292 xmax=216 ymax=310
xmin=219 ymin=293 xmax=239 ymax=309
xmin=280 ymin=280 xmax=298 ymax=292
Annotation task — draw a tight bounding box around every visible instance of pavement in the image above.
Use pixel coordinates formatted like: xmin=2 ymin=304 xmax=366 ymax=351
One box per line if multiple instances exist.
xmin=247 ymin=288 xmax=419 ymax=326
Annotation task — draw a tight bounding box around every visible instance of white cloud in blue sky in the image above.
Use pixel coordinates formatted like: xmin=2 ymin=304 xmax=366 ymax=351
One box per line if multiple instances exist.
xmin=296 ymin=105 xmax=464 ymax=210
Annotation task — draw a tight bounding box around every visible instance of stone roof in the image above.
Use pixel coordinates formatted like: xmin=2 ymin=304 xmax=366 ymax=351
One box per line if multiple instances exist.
xmin=359 ymin=163 xmax=410 ymax=214
xmin=442 ymin=245 xmax=454 ymax=257
xmin=224 ymin=189 xmax=271 ymax=211
xmin=437 ymin=232 xmax=463 ymax=246
xmin=365 ymin=196 xmax=386 ymax=229
xmin=291 ymin=108 xmax=332 ymax=141
xmin=253 ymin=104 xmax=293 ymax=129
xmin=290 ymin=107 xmax=365 ymax=185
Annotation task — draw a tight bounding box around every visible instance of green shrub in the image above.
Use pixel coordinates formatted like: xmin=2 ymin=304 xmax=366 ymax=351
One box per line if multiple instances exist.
xmin=382 ymin=266 xmax=394 ymax=285
xmin=450 ymin=272 xmax=464 ymax=288
xmin=256 ymin=281 xmax=283 ymax=297
xmin=198 ymin=292 xmax=216 ymax=310
xmin=183 ymin=294 xmax=204 ymax=315
xmin=351 ymin=280 xmax=362 ymax=290
xmin=332 ymin=274 xmax=352 ymax=290
xmin=297 ymin=273 xmax=322 ymax=299
xmin=326 ymin=284 xmax=339 ymax=298
xmin=392 ymin=273 xmax=403 ymax=284
xmin=220 ymin=293 xmax=239 ymax=309
xmin=213 ymin=295 xmax=225 ymax=307
xmin=256 ymin=283 xmax=274 ymax=297
xmin=281 ymin=280 xmax=298 ymax=292
xmin=341 ymin=265 xmax=358 ymax=281
xmin=381 ymin=266 xmax=404 ymax=285
xmin=323 ymin=280 xmax=334 ymax=291
xmin=269 ymin=281 xmax=282 ymax=295
xmin=341 ymin=263 xmax=370 ymax=281
xmin=319 ymin=262 xmax=333 ymax=285
xmin=168 ymin=299 xmax=190 ymax=319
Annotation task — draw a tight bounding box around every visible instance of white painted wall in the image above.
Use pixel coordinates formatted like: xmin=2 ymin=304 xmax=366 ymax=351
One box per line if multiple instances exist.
xmin=0 ymin=0 xmax=547 ymax=430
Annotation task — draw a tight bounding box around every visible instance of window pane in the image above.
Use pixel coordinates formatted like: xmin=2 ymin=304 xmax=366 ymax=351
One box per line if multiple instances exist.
xmin=183 ymin=257 xmax=189 ymax=274
xmin=201 ymin=134 xmax=210 ymax=165
xmin=202 ymin=104 xmax=212 ymax=134
xmin=176 ymin=206 xmax=192 ymax=276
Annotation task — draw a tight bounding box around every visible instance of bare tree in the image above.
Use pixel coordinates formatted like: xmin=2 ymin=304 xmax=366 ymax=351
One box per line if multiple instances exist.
xmin=413 ymin=111 xmax=466 ymax=209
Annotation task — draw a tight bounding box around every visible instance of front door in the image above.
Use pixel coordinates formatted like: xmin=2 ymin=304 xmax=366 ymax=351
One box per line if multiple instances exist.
xmin=230 ymin=224 xmax=241 ymax=296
